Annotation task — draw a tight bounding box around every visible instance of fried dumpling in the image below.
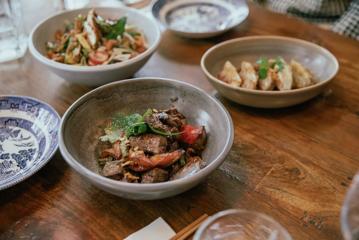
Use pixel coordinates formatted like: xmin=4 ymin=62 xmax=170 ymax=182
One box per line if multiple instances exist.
xmin=274 ymin=58 xmax=293 ymax=91
xmin=240 ymin=61 xmax=258 ymax=90
xmin=291 ymin=59 xmax=313 ymax=89
xmin=259 ymin=68 xmax=276 ymax=91
xmin=218 ymin=61 xmax=242 ymax=87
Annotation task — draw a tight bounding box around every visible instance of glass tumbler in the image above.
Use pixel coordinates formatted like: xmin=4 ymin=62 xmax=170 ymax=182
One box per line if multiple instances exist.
xmin=0 ymin=0 xmax=26 ymax=62
xmin=341 ymin=173 xmax=359 ymax=240
xmin=194 ymin=209 xmax=292 ymax=240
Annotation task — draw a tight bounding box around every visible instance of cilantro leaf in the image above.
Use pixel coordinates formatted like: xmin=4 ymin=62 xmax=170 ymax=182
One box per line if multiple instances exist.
xmin=104 ymin=17 xmax=127 ymax=39
xmin=256 ymin=57 xmax=269 ymax=80
xmin=112 ymin=113 xmax=147 ymax=137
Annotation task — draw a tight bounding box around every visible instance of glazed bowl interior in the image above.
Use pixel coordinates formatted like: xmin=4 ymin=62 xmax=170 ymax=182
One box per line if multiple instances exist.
xmin=30 ymin=7 xmax=160 ymax=70
xmin=202 ymin=36 xmax=338 ymax=92
xmin=60 ymin=78 xmax=233 ymax=188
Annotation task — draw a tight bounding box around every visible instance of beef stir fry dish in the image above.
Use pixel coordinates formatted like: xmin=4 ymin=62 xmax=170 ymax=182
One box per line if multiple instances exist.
xmin=98 ymin=108 xmax=207 ymax=183
xmin=218 ymin=57 xmax=315 ymax=91
xmin=46 ymin=9 xmax=147 ymax=66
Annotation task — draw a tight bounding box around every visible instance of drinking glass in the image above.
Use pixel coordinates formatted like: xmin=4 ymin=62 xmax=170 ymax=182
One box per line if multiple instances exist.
xmin=0 ymin=0 xmax=26 ymax=62
xmin=341 ymin=173 xmax=359 ymax=240
xmin=194 ymin=209 xmax=292 ymax=240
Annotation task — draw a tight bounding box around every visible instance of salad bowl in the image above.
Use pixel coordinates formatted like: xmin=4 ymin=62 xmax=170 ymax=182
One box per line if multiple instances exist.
xmin=29 ymin=7 xmax=161 ymax=86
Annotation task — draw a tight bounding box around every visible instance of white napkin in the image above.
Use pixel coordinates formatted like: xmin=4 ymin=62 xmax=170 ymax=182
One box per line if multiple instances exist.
xmin=124 ymin=217 xmax=176 ymax=240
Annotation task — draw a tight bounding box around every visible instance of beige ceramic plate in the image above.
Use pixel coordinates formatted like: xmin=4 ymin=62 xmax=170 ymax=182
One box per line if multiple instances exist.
xmin=201 ymin=36 xmax=339 ymax=108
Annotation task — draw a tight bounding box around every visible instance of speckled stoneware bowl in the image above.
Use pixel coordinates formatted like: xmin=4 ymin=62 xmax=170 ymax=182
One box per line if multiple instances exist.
xmin=29 ymin=7 xmax=161 ymax=86
xmin=201 ymin=36 xmax=339 ymax=108
xmin=59 ymin=78 xmax=234 ymax=200
xmin=152 ymin=0 xmax=249 ymax=38
xmin=0 ymin=96 xmax=60 ymax=190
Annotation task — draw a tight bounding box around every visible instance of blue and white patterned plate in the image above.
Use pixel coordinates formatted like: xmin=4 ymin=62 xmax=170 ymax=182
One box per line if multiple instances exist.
xmin=0 ymin=96 xmax=60 ymax=190
xmin=152 ymin=0 xmax=249 ymax=38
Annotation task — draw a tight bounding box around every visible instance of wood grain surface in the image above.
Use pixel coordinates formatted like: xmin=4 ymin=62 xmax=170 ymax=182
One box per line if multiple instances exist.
xmin=1 ymin=2 xmax=359 ymax=240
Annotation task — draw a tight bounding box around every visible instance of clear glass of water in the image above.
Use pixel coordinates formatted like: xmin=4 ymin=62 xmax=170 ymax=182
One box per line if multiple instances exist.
xmin=341 ymin=173 xmax=359 ymax=240
xmin=0 ymin=0 xmax=27 ymax=62
xmin=194 ymin=209 xmax=292 ymax=240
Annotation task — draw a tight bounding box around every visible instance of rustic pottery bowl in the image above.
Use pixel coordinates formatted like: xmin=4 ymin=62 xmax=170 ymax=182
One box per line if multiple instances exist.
xmin=29 ymin=7 xmax=161 ymax=87
xmin=201 ymin=36 xmax=339 ymax=108
xmin=59 ymin=78 xmax=234 ymax=200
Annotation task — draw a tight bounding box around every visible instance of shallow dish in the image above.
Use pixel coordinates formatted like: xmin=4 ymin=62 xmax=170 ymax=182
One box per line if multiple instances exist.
xmin=59 ymin=78 xmax=234 ymax=200
xmin=29 ymin=7 xmax=161 ymax=86
xmin=0 ymin=96 xmax=60 ymax=190
xmin=201 ymin=36 xmax=339 ymax=108
xmin=152 ymin=0 xmax=249 ymax=39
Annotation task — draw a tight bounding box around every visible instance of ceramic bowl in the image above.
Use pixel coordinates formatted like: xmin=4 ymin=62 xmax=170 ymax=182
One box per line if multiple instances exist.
xmin=201 ymin=36 xmax=339 ymax=108
xmin=0 ymin=96 xmax=60 ymax=190
xmin=152 ymin=0 xmax=249 ymax=38
xmin=59 ymin=78 xmax=234 ymax=200
xmin=29 ymin=7 xmax=161 ymax=86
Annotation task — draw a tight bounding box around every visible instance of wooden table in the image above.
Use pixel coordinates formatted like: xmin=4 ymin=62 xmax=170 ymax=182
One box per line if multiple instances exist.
xmin=1 ymin=2 xmax=359 ymax=240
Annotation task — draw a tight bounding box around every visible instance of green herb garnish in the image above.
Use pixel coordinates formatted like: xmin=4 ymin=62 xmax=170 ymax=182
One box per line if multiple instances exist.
xmin=112 ymin=113 xmax=147 ymax=137
xmin=104 ymin=17 xmax=127 ymax=39
xmin=256 ymin=57 xmax=269 ymax=80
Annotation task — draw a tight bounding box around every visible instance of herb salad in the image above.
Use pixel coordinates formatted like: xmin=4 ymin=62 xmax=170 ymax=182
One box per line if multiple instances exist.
xmin=46 ymin=9 xmax=147 ymax=66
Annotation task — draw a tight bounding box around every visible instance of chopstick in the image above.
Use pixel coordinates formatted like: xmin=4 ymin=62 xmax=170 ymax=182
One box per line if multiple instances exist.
xmin=171 ymin=214 xmax=209 ymax=240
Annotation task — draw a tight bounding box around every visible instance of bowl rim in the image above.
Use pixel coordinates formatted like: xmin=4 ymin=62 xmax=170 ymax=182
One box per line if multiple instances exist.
xmin=0 ymin=94 xmax=61 ymax=190
xmin=151 ymin=0 xmax=249 ymax=36
xmin=201 ymin=35 xmax=339 ymax=95
xmin=28 ymin=6 xmax=162 ymax=73
xmin=59 ymin=77 xmax=234 ymax=191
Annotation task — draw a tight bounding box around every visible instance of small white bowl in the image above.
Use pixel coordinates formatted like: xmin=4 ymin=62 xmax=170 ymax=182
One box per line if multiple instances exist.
xmin=29 ymin=7 xmax=161 ymax=86
xmin=201 ymin=36 xmax=339 ymax=108
xmin=152 ymin=0 xmax=249 ymax=39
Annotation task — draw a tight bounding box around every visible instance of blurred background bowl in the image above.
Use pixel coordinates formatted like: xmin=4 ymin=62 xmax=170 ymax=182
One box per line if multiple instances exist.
xmin=59 ymin=78 xmax=234 ymax=200
xmin=152 ymin=0 xmax=249 ymax=39
xmin=201 ymin=36 xmax=339 ymax=108
xmin=29 ymin=7 xmax=161 ymax=86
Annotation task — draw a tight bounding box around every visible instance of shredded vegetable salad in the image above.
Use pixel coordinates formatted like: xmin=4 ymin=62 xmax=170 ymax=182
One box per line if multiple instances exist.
xmin=46 ymin=9 xmax=147 ymax=66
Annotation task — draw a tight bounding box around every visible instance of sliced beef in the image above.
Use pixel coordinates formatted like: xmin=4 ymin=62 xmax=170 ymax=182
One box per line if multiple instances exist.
xmin=141 ymin=168 xmax=169 ymax=183
xmin=191 ymin=126 xmax=207 ymax=151
xmin=163 ymin=108 xmax=186 ymax=129
xmin=129 ymin=134 xmax=167 ymax=154
xmin=167 ymin=140 xmax=179 ymax=152
xmin=102 ymin=160 xmax=123 ymax=178
xmin=144 ymin=108 xmax=185 ymax=133
xmin=170 ymin=156 xmax=203 ymax=180
xmin=144 ymin=112 xmax=174 ymax=133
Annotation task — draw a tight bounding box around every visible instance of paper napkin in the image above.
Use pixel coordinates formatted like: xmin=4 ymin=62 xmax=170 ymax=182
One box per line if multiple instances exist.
xmin=124 ymin=217 xmax=176 ymax=240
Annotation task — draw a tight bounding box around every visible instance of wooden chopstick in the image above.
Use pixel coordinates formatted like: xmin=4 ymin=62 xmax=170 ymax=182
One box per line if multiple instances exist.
xmin=171 ymin=214 xmax=209 ymax=240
